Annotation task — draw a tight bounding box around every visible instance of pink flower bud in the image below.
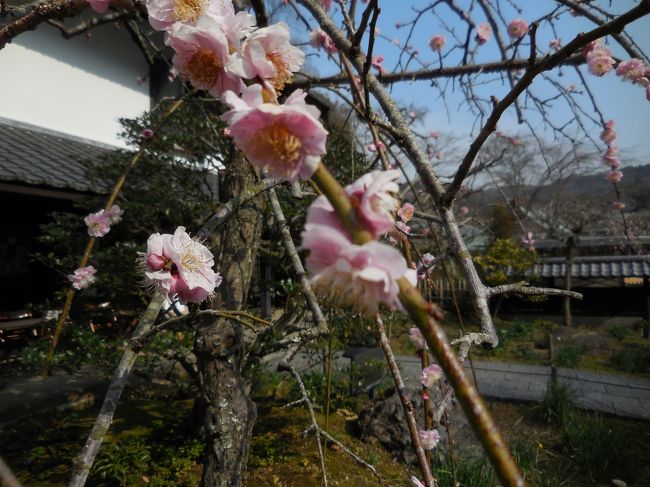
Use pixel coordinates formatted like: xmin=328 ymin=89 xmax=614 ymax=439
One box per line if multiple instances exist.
xmin=142 ymin=128 xmax=154 ymax=139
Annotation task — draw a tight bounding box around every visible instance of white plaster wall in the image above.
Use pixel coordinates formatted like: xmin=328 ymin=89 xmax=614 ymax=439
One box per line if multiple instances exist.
xmin=0 ymin=21 xmax=152 ymax=147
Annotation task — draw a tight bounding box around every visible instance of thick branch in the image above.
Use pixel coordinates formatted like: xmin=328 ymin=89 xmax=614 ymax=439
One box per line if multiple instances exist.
xmin=0 ymin=0 xmax=145 ymax=50
xmin=0 ymin=456 xmax=22 ymax=487
xmin=487 ymin=281 xmax=583 ymax=299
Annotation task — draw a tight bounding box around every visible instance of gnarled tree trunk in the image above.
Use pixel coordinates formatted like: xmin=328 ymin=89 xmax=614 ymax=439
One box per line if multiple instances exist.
xmin=194 ymin=148 xmax=265 ymax=486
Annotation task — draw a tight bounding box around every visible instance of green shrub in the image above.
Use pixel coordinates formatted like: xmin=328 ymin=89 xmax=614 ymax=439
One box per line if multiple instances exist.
xmin=433 ymin=454 xmax=495 ymax=487
xmin=554 ymin=343 xmax=582 ymax=368
xmin=540 ymin=380 xmax=576 ymax=426
xmin=609 ymin=348 xmax=650 ymax=374
xmin=608 ymin=325 xmax=633 ymax=342
xmin=562 ymin=414 xmax=639 ymax=484
xmin=93 ymin=438 xmax=152 ymax=486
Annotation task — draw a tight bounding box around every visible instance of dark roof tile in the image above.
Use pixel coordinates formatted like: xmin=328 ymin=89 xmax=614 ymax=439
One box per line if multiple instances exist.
xmin=0 ymin=117 xmax=114 ymax=193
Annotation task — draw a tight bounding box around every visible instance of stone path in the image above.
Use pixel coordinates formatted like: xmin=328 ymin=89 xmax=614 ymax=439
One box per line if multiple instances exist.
xmin=265 ymin=348 xmax=650 ymax=420
xmin=395 ymin=356 xmax=650 ymax=421
xmin=2 ymin=352 xmax=649 ymax=428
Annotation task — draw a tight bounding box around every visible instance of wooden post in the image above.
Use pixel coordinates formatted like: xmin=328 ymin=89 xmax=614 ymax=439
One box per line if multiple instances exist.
xmin=549 ymin=333 xmax=557 ymax=385
xmin=563 ymin=236 xmax=576 ymax=327
xmin=643 ymin=276 xmax=650 ymax=338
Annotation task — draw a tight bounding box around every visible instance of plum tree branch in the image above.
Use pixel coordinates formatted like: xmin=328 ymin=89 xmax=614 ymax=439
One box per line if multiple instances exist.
xmin=0 ymin=0 xmax=145 ymax=50
xmin=289 ymin=55 xmax=584 ymax=89
xmin=375 ymin=315 xmax=437 ymax=487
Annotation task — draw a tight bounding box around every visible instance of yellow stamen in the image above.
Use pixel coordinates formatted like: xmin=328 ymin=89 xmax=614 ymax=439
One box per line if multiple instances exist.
xmin=249 ymin=123 xmax=302 ymax=168
xmin=173 ymin=0 xmax=205 ymax=23
xmin=185 ymin=50 xmax=222 ymax=88
xmin=266 ymin=51 xmax=292 ymax=94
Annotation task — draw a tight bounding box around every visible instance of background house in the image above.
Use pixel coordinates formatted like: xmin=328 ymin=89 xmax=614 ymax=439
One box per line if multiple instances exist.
xmin=0 ymin=16 xmax=176 ymax=313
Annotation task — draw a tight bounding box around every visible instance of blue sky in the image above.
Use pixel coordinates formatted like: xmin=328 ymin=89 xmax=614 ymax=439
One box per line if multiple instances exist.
xmin=292 ymin=1 xmax=650 ymax=169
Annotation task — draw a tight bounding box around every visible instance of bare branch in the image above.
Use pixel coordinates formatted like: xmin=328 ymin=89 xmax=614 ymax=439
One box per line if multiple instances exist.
xmin=46 ymin=11 xmax=130 ymax=39
xmin=0 ymin=0 xmax=146 ymax=50
xmin=375 ymin=315 xmax=437 ymax=487
xmin=279 ymin=363 xmax=329 ymax=487
xmin=487 ymin=281 xmax=583 ymax=299
xmin=281 ymin=364 xmax=388 ymax=487
xmin=289 ymin=55 xmax=585 ymax=89
xmin=0 ymin=456 xmax=23 ymax=487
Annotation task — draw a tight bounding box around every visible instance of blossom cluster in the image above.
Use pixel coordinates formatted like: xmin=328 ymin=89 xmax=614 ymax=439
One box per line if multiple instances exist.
xmin=584 ymin=38 xmax=650 ymax=103
xmin=302 ymin=170 xmax=417 ymax=313
xmin=599 ymin=120 xmax=626 ymax=210
xmin=70 ymin=204 xmax=123 ymax=291
xmin=141 ymin=226 xmax=222 ymax=304
xmin=139 ymin=0 xmax=330 ymax=182
xmin=84 ymin=204 xmax=123 ymax=238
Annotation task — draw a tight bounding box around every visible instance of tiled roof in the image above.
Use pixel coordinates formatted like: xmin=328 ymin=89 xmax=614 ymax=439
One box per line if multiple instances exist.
xmin=0 ymin=117 xmax=114 ymax=193
xmin=534 ymin=255 xmax=650 ymax=278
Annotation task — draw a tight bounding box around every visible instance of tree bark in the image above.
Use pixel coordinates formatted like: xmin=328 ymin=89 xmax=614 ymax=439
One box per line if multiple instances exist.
xmin=563 ymin=236 xmax=576 ymax=327
xmin=194 ymin=149 xmax=264 ymax=487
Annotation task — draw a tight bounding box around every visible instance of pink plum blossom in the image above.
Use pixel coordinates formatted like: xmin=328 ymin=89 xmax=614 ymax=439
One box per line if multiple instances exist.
xmin=85 ymin=211 xmax=111 ymax=237
xmin=301 ymin=223 xmax=417 ymax=313
xmin=221 ymin=84 xmax=328 ymax=181
xmin=600 ymin=120 xmax=617 ymax=144
xmin=616 ymin=58 xmax=646 ymax=82
xmin=522 ymin=231 xmax=535 ymax=251
xmin=320 ymin=0 xmax=332 ymax=11
xmin=418 ymin=429 xmax=441 ymax=450
xmin=371 ymin=55 xmax=386 ymax=75
xmin=142 ymin=128 xmax=155 ymax=138
xmin=367 ymin=141 xmax=385 ymax=152
xmin=307 ymin=170 xmax=400 ymax=238
xmin=310 ymin=28 xmax=337 ymax=55
xmin=458 ymin=206 xmax=469 ymax=216
xmin=507 ymin=19 xmax=529 ymax=40
xmin=87 ymin=0 xmax=111 ymax=14
xmin=68 ymin=265 xmax=97 ymax=290
xmin=476 ymin=23 xmax=492 ymax=45
xmin=429 ymin=131 xmax=440 ymax=139
xmin=429 ymin=34 xmax=446 ymax=52
xmin=411 ymin=478 xmax=425 ymax=487
xmin=104 ymin=205 xmax=123 ymax=224
xmin=586 ymin=45 xmax=615 ymax=76
xmin=606 ymin=170 xmax=623 ymax=183
xmin=228 ymin=22 xmax=304 ymax=95
xmin=146 ymin=0 xmax=236 ymax=31
xmin=421 ymin=363 xmax=443 ymax=387
xmin=417 ymin=253 xmax=435 ymax=280
xmin=398 ymin=203 xmax=414 ymax=223
xmin=409 ymin=327 xmax=428 ymax=351
xmin=612 ymin=201 xmax=626 ymax=210
xmin=141 ymin=226 xmax=222 ymax=304
xmin=549 ymin=38 xmax=561 ymax=50
xmin=166 ymin=14 xmax=247 ymax=97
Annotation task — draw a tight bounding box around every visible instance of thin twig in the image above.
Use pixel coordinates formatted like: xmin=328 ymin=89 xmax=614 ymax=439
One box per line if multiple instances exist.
xmin=280 ymin=364 xmax=329 ymax=487
xmin=375 ymin=315 xmax=437 ymax=487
